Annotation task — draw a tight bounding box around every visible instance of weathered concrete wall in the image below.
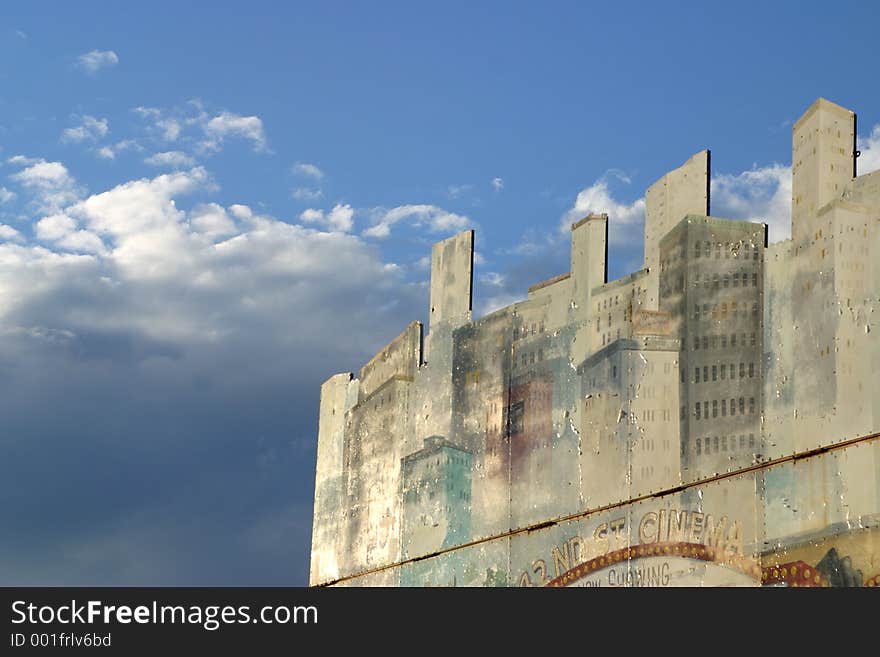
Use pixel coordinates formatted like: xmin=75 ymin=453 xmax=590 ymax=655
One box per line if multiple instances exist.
xmin=659 ymin=215 xmax=767 ymax=484
xmin=337 ymin=443 xmax=880 ymax=587
xmin=310 ymin=97 xmax=880 ymax=587
xmin=645 ymin=150 xmax=710 ymax=310
xmin=341 ymin=376 xmax=412 ymax=574
xmin=578 ymin=336 xmax=681 ymax=509
xmin=358 ymin=321 xmax=421 ymax=401
xmin=763 ymin=239 xmax=794 ymax=459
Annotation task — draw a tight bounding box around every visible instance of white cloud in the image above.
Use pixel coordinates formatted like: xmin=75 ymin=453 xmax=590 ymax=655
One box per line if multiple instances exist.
xmin=491 ymin=177 xmax=504 ymax=191
xmin=0 ymin=187 xmax=15 ymax=204
xmin=292 ymin=163 xmax=324 ymax=180
xmin=202 ymin=112 xmax=267 ymax=153
xmin=6 ymin=155 xmax=40 ymax=166
xmin=327 ymin=205 xmax=354 ymax=232
xmin=561 ymin=176 xmax=645 ymax=245
xmin=158 ymin=119 xmax=181 ymax=142
xmin=0 ymin=143 xmax=444 ymax=589
xmin=62 ymin=116 xmax=109 ymax=144
xmin=189 ymin=203 xmax=238 ymax=239
xmin=857 ymin=124 xmax=880 ymax=176
xmin=132 ymin=108 xmax=180 ymax=142
xmin=0 ymin=224 xmax=22 ymax=241
xmin=0 ymin=165 xmax=408 ymax=346
xmin=8 ymin=159 xmax=83 ymax=213
xmin=299 ymin=208 xmax=322 ymax=223
xmin=34 ymin=213 xmax=76 ymax=240
xmin=133 ymin=106 xmax=160 ymax=119
xmin=134 ymin=104 xmax=271 ymax=156
xmin=228 ymin=204 xmax=254 ymax=221
xmin=292 ymin=187 xmax=323 ymax=201
xmin=58 ymin=231 xmax=107 ymax=254
xmin=711 ymin=164 xmax=791 ymax=243
xmin=447 ymin=184 xmax=473 ymax=199
xmin=15 ymin=30 xmax=27 ymax=40
xmin=96 ymin=140 xmax=140 ymax=160
xmin=363 ymin=204 xmax=471 ymax=239
xmin=144 ymin=151 xmax=196 ymax=168
xmin=76 ymin=50 xmax=119 ymax=73
xmin=72 ymin=168 xmax=206 ymax=239
xmin=479 ymin=272 xmax=505 ymax=287
xmin=35 ymin=214 xmax=106 ymax=255
xmin=299 ymin=204 xmax=354 ymax=232
xmin=11 ymin=161 xmax=73 ymax=187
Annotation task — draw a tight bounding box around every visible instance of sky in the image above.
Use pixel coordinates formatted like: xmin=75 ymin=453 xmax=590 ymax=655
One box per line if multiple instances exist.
xmin=1 ymin=1 xmax=879 ymax=586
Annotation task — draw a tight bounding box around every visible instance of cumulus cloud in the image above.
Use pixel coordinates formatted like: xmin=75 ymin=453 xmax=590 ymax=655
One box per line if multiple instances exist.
xmin=857 ymin=124 xmax=880 ymax=176
xmin=8 ymin=158 xmax=83 ymax=213
xmin=34 ymin=214 xmax=106 ymax=254
xmin=561 ymin=174 xmax=646 ymax=246
xmin=0 ymin=187 xmax=15 ymax=204
xmin=76 ymin=49 xmax=119 ymax=73
xmin=144 ymin=151 xmax=196 ymax=168
xmin=711 ymin=164 xmax=791 ymax=243
xmin=201 ymin=112 xmax=267 ymax=153
xmin=363 ymin=204 xmax=471 ymax=239
xmin=299 ymin=203 xmax=354 ymax=232
xmin=0 ymin=224 xmax=22 ymax=241
xmin=0 ymin=160 xmax=425 ymax=585
xmin=189 ymin=203 xmax=238 ymax=239
xmin=34 ymin=213 xmax=77 ymax=240
xmin=491 ymin=177 xmax=504 ymax=191
xmin=61 ymin=116 xmax=109 ymax=144
xmin=0 ymin=165 xmax=414 ymax=347
xmin=0 ymin=166 xmax=412 ymax=351
xmin=292 ymin=163 xmax=324 ymax=180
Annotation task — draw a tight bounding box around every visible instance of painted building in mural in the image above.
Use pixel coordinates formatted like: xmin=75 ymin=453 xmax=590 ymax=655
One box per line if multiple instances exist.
xmin=310 ymin=97 xmax=880 ymax=588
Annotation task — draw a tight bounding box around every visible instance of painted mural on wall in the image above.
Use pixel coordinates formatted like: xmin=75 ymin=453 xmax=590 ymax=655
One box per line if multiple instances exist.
xmin=310 ymin=98 xmax=880 ymax=587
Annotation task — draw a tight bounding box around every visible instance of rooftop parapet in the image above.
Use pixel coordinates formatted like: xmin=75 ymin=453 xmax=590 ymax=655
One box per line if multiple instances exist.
xmin=358 ymin=320 xmax=422 ymax=401
xmin=429 ymin=229 xmax=474 ymax=332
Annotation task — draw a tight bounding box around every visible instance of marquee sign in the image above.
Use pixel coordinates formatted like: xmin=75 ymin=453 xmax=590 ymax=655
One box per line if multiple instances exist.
xmin=518 ymin=507 xmax=754 ymax=587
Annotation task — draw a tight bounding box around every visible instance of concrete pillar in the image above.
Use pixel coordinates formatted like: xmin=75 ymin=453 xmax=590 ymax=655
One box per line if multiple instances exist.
xmin=429 ymin=230 xmax=474 ymax=332
xmin=791 ymin=98 xmax=856 ymax=249
xmin=570 ymin=213 xmax=607 ymax=315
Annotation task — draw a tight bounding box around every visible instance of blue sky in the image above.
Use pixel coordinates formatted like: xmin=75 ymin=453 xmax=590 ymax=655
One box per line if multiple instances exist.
xmin=1 ymin=2 xmax=879 ymax=585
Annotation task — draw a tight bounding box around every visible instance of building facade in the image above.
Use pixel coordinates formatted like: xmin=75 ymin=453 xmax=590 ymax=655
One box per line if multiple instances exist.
xmin=311 ymin=98 xmax=880 ymax=587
